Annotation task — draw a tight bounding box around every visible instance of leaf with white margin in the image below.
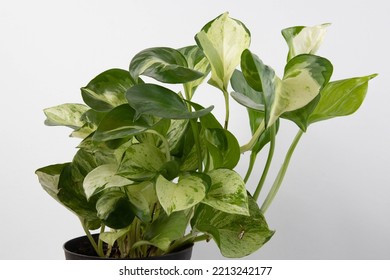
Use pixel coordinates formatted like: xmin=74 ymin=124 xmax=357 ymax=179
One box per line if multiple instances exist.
xmin=83 ymin=164 xmax=133 ymax=199
xmin=282 ymin=23 xmax=331 ymax=61
xmin=156 ymin=174 xmax=206 ymax=215
xmin=195 ymin=12 xmax=250 ymax=92
xmin=202 ymin=169 xmax=249 ymax=216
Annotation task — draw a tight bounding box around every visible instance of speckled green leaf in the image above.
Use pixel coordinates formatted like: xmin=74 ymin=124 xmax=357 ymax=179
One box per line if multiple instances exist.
xmin=117 ymin=143 xmax=166 ymax=181
xmin=44 ymin=103 xmax=89 ymax=129
xmin=83 ymin=164 xmax=133 ymax=199
xmin=156 ymin=174 xmax=206 ymax=215
xmin=202 ymin=169 xmax=249 ymax=215
xmin=192 ymin=195 xmax=274 ymax=258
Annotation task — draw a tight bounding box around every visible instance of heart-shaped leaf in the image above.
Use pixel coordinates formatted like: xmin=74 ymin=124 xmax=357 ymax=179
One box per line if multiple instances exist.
xmin=156 ymin=174 xmax=207 ymax=215
xmin=129 ymin=47 xmax=204 ymax=84
xmin=96 ymin=190 xmax=135 ymax=229
xmin=192 ymin=195 xmax=274 ymax=258
xmin=83 ymin=164 xmax=133 ymax=199
xmin=202 ymin=169 xmax=249 ymax=216
xmin=81 ymin=68 xmax=135 ymax=111
xmin=117 ymin=143 xmax=166 ymax=181
xmin=126 ymin=83 xmax=213 ymax=119
xmin=195 ymin=12 xmax=250 ymax=92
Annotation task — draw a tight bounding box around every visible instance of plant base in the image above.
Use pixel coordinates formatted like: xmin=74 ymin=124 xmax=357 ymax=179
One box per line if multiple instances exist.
xmin=63 ymin=234 xmax=193 ymax=260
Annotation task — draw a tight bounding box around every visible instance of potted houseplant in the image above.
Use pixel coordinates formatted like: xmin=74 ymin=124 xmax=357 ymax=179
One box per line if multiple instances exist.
xmin=35 ymin=12 xmax=376 ymax=259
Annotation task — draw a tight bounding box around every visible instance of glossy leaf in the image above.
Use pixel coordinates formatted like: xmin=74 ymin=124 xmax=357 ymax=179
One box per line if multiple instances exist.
xmin=202 ymin=169 xmax=249 ymax=215
xmin=83 ymin=164 xmax=133 ymax=199
xmin=282 ymin=23 xmax=330 ymax=61
xmin=231 ymin=69 xmax=278 ymax=154
xmin=126 ymin=83 xmax=214 ymax=119
xmin=156 ymin=174 xmax=206 ymax=215
xmin=178 ymin=45 xmax=211 ymax=99
xmin=204 ymin=128 xmax=240 ymax=170
xmin=143 ymin=211 xmax=188 ymax=251
xmin=44 ymin=103 xmax=89 ymax=129
xmin=268 ymin=54 xmax=333 ymax=126
xmin=241 ymin=50 xmax=333 ymax=127
xmin=308 ymin=74 xmax=377 ymax=124
xmin=117 ymin=143 xmax=166 ymax=181
xmin=195 ymin=12 xmax=251 ymax=91
xmin=92 ymin=104 xmax=150 ymax=142
xmin=192 ymin=195 xmax=274 ymax=258
xmin=96 ymin=190 xmax=135 ymax=229
xmin=81 ymin=68 xmax=135 ymax=111
xmin=129 ymin=47 xmax=204 ymax=84
xmin=125 ymin=181 xmax=157 ymax=223
xmin=35 ymin=163 xmax=69 ymax=202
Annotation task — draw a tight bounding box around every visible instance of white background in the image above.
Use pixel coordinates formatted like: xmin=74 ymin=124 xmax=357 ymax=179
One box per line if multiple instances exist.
xmin=1 ymin=0 xmax=389 ymax=259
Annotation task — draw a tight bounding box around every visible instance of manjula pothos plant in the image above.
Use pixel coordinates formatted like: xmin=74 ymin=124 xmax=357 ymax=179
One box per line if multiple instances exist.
xmin=35 ymin=13 xmax=376 ymax=258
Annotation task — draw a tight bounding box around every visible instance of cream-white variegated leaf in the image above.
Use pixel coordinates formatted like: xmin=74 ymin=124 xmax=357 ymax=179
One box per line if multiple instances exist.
xmin=195 ymin=12 xmax=250 ymax=91
xmin=83 ymin=164 xmax=133 ymax=199
xmin=44 ymin=103 xmax=89 ymax=129
xmin=156 ymin=175 xmax=206 ymax=215
xmin=202 ymin=169 xmax=249 ymax=216
xmin=282 ymin=23 xmax=330 ymax=61
xmin=267 ymin=55 xmax=332 ymax=126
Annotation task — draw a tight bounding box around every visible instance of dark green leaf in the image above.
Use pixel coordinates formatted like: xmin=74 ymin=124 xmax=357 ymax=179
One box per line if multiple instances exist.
xmin=129 ymin=47 xmax=204 ymax=84
xmin=204 ymin=128 xmax=240 ymax=170
xmin=144 ymin=211 xmax=188 ymax=251
xmin=81 ymin=68 xmax=135 ymax=112
xmin=96 ymin=190 xmax=135 ymax=229
xmin=92 ymin=104 xmax=150 ymax=142
xmin=126 ymin=83 xmax=213 ymax=119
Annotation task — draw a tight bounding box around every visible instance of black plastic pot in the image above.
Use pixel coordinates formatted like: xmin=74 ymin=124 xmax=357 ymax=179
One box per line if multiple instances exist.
xmin=63 ymin=234 xmax=193 ymax=260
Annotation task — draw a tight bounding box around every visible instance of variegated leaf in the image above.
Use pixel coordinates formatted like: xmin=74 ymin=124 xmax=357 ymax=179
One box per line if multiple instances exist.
xmin=83 ymin=164 xmax=133 ymax=199
xmin=195 ymin=12 xmax=250 ymax=92
xmin=156 ymin=174 xmax=206 ymax=215
xmin=44 ymin=103 xmax=89 ymax=129
xmin=282 ymin=23 xmax=331 ymax=61
xmin=202 ymin=169 xmax=249 ymax=216
xmin=129 ymin=47 xmax=204 ymax=84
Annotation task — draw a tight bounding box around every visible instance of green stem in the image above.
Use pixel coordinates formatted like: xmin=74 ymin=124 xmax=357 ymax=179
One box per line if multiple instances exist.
xmin=253 ymin=125 xmax=276 ymax=201
xmin=244 ymin=152 xmax=257 ymax=183
xmin=260 ymin=129 xmax=304 ymax=214
xmin=190 ymin=119 xmax=203 ymax=173
xmin=80 ymin=219 xmax=104 ymax=257
xmin=240 ymin=119 xmax=265 ymax=153
xmin=223 ymin=89 xmax=230 ymax=129
xmin=97 ymin=225 xmax=105 ymax=257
